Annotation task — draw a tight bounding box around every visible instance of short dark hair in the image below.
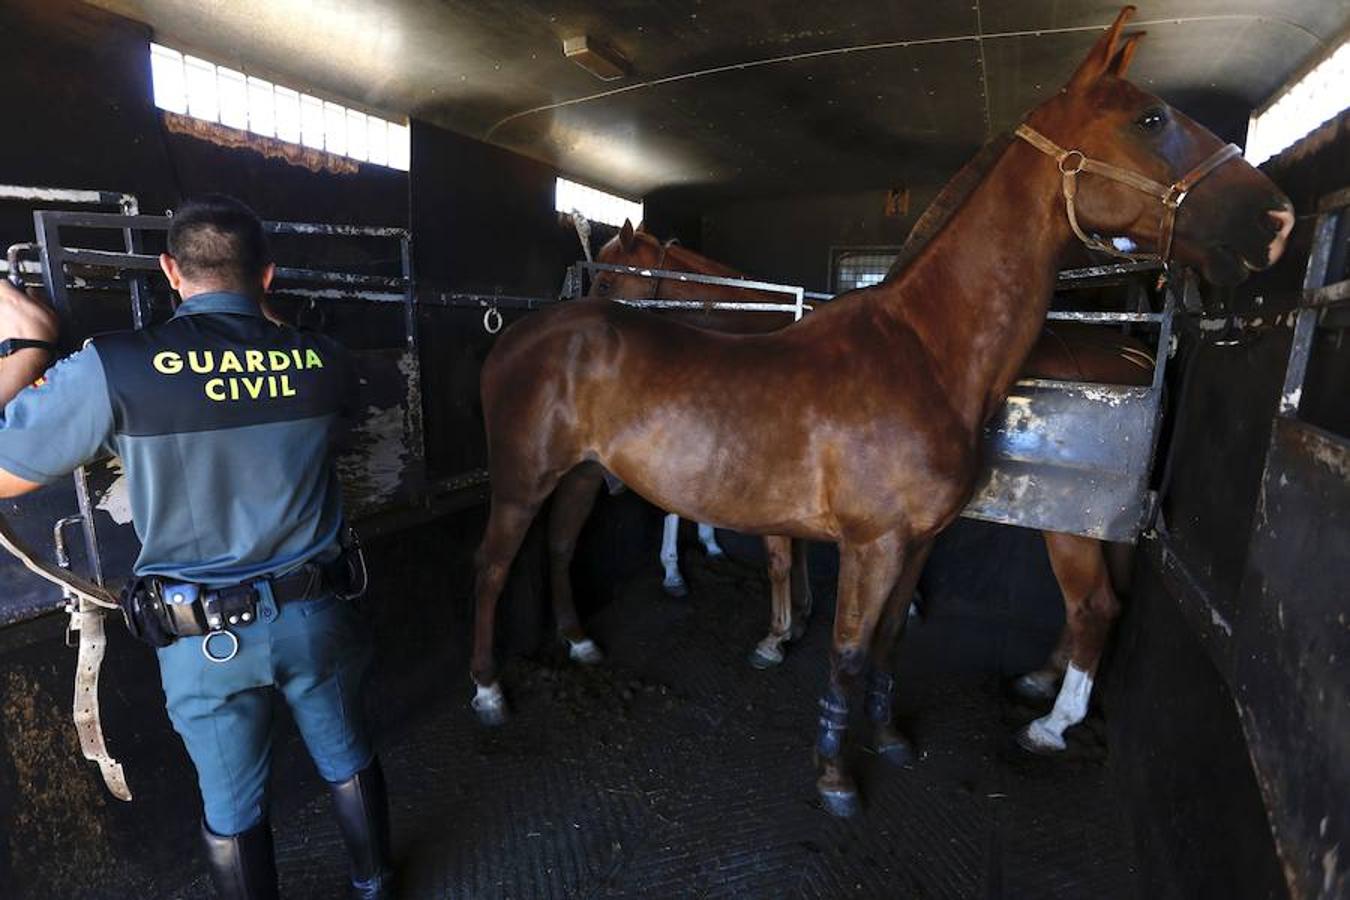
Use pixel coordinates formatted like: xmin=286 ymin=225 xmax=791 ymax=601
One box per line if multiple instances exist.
xmin=166 ymin=194 xmax=270 ymax=288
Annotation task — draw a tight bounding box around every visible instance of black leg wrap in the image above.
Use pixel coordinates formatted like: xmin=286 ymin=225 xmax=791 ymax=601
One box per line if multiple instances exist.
xmin=816 ymin=695 xmax=849 ymax=760
xmin=201 ymin=818 xmax=279 ymax=900
xmin=864 ymin=671 xmax=895 ymax=724
xmin=329 ymin=759 xmax=395 ymax=900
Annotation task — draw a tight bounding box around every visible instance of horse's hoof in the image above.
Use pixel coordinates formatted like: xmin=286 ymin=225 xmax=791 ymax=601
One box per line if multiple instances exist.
xmin=748 ymin=640 xmax=784 ymax=670
xmin=1010 ymin=671 xmax=1059 ymax=704
xmin=1015 ymin=720 xmax=1066 ymax=754
xmin=817 ymin=784 xmax=861 ymax=818
xmin=662 ymin=578 xmax=689 ymax=598
xmin=567 ymin=638 xmax=604 ymax=665
xmin=876 ymin=735 xmax=916 ymax=768
xmin=472 ymin=682 xmax=509 ymax=727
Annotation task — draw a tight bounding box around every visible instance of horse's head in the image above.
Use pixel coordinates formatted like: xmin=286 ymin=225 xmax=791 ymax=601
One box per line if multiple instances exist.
xmin=590 ymin=220 xmax=668 ymax=299
xmin=1023 ymin=6 xmax=1293 ymax=285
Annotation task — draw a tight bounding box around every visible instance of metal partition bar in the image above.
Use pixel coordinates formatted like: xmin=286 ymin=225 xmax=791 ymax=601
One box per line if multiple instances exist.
xmin=576 ymin=261 xmax=808 ymax=321
xmin=1278 ymin=194 xmax=1347 ymax=418
xmin=32 ymin=211 xmax=415 ymax=312
xmin=574 ymin=259 xmax=1167 ymax=326
xmin=268 ymin=221 xmax=409 ymax=238
xmin=0 ymin=185 xmax=135 ymax=208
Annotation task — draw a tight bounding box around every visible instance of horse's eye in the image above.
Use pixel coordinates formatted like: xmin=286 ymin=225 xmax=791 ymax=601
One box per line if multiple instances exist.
xmin=1135 ymin=107 xmax=1167 ymax=133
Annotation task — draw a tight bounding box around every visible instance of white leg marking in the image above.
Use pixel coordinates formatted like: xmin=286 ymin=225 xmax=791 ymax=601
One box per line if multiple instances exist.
xmin=750 ymin=634 xmax=786 ymax=667
xmin=660 ymin=514 xmax=682 ymax=587
xmin=472 ymin=681 xmax=505 ymax=714
xmin=1024 ymin=664 xmax=1093 ymax=751
xmin=567 ymin=637 xmax=604 ymax=664
xmin=697 ymin=523 xmax=724 ymax=557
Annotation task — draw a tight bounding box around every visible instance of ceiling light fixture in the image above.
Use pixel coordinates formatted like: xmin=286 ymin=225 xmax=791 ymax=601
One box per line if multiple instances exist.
xmin=563 ymin=35 xmax=630 ymax=81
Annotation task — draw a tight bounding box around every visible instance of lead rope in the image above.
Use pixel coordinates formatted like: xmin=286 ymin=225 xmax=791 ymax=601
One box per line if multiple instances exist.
xmin=0 ymin=511 xmax=132 ymax=800
xmin=571 ymin=212 xmax=593 ymax=263
xmin=650 ymin=240 xmax=672 ymax=300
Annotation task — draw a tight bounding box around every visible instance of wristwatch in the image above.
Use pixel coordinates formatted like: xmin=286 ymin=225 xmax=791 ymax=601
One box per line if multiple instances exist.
xmin=0 ymin=338 xmax=58 ymax=358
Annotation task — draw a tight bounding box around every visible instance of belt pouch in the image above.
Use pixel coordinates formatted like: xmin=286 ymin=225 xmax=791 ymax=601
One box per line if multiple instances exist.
xmin=159 ymin=581 xmax=207 ymax=636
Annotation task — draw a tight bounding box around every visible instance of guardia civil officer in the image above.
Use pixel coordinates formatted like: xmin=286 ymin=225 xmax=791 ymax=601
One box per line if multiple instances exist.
xmin=0 ymin=196 xmax=393 ymax=899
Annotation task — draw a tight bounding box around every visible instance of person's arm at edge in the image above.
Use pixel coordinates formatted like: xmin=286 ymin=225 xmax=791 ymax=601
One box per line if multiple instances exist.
xmin=0 ymin=280 xmax=62 ymax=498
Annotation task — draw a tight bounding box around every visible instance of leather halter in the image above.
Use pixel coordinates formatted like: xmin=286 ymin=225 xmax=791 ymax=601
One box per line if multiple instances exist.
xmin=649 ymin=239 xmax=674 ymax=299
xmin=1015 ymin=124 xmax=1241 ymax=264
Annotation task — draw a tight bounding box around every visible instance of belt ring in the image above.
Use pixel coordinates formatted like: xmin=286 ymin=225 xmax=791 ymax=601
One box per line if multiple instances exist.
xmin=202 ymin=629 xmax=240 ymax=664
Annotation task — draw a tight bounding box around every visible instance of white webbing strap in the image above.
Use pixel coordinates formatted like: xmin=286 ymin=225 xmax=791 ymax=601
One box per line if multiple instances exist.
xmin=70 ymin=599 xmax=132 ymax=800
xmin=0 ymin=511 xmax=131 ymax=800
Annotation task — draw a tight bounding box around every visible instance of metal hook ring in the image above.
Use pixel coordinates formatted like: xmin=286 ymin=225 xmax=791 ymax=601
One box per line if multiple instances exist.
xmin=1058 ymin=150 xmax=1087 ymax=175
xmin=483 ymin=306 xmax=503 ymax=334
xmin=201 ymin=629 xmax=240 ymax=664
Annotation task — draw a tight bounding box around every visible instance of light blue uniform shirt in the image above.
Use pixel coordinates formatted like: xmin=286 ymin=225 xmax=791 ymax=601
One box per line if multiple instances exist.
xmin=0 ymin=292 xmax=354 ymax=585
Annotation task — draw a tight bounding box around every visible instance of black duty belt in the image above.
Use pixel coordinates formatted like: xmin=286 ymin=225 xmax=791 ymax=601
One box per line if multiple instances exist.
xmin=120 ymin=536 xmax=368 ymax=663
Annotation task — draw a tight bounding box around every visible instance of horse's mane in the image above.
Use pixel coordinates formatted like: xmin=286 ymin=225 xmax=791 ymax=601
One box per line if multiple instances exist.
xmin=887 ymin=132 xmax=1014 ymax=280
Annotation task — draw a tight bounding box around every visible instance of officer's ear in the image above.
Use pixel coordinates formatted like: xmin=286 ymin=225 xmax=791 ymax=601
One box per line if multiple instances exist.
xmin=260 ymin=262 xmax=276 ymax=294
xmin=159 ymin=253 xmax=183 ymax=292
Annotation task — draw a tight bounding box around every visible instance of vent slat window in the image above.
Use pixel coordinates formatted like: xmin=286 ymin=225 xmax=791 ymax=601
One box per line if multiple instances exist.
xmin=556 ymin=177 xmax=644 ymax=228
xmin=832 ymin=249 xmax=898 ymax=295
xmin=149 ymin=43 xmax=409 ymax=171
xmin=1246 ymin=40 xmax=1350 ymax=165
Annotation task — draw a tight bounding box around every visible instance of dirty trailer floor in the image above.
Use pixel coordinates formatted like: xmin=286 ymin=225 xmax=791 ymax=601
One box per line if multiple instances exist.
xmin=178 ymin=550 xmax=1138 ymax=899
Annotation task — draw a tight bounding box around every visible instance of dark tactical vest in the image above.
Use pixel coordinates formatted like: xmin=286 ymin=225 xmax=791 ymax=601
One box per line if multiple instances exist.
xmin=91 ymin=296 xmax=355 ymax=585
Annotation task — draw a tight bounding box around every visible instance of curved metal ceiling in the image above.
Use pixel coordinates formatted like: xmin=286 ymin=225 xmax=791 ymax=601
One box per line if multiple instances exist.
xmin=89 ymin=1 xmax=1348 ymax=196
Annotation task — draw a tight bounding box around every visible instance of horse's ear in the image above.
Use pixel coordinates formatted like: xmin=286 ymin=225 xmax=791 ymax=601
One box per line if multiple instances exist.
xmin=1068 ymin=5 xmax=1136 ymax=89
xmin=619 ymin=219 xmax=636 ymax=250
xmin=636 ymin=220 xmax=646 ymax=233
xmin=1107 ymin=32 xmax=1144 ymax=78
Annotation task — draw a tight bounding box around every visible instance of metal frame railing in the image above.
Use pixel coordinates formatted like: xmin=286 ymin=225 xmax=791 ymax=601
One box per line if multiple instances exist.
xmin=565 ymin=260 xmax=811 ymax=320
xmin=27 ymin=211 xmax=417 ymax=349
xmin=3 ymin=199 xmax=420 ymax=613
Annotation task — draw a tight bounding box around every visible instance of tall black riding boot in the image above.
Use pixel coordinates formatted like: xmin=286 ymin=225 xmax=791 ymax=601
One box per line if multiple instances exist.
xmin=329 ymin=759 xmax=395 ymax=900
xmin=201 ymin=818 xmax=280 ymax=900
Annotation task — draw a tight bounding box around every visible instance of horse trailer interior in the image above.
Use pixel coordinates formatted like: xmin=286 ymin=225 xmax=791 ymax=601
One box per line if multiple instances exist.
xmin=0 ymin=2 xmax=1346 ymax=898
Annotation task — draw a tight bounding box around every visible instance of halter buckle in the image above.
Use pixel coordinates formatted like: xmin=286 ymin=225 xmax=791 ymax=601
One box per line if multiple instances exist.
xmin=1163 ymin=184 xmax=1188 ymax=209
xmin=1058 ymin=150 xmax=1087 ymax=176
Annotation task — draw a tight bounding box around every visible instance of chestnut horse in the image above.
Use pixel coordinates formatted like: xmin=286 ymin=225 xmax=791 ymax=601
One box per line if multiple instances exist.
xmin=473 ymin=7 xmax=1293 ymax=815
xmin=575 ymin=224 xmax=1156 ymax=756
xmin=543 ymin=224 xmax=814 ymax=669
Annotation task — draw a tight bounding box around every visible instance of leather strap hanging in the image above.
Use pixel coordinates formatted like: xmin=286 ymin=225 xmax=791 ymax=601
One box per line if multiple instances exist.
xmin=0 ymin=512 xmax=131 ymax=799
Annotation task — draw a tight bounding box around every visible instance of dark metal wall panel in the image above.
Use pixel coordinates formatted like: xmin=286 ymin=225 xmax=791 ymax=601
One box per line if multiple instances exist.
xmin=1102 ymin=560 xmax=1290 ymax=900
xmin=1234 ymin=418 xmax=1350 ymax=900
xmin=408 ymin=120 xmax=575 ymax=296
xmin=1113 ymin=120 xmax=1350 ymax=900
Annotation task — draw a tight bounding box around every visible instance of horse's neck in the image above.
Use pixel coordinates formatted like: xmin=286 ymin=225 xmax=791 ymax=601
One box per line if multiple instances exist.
xmin=882 ymin=139 xmax=1072 ymax=427
xmin=662 ymin=244 xmax=742 ymax=279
